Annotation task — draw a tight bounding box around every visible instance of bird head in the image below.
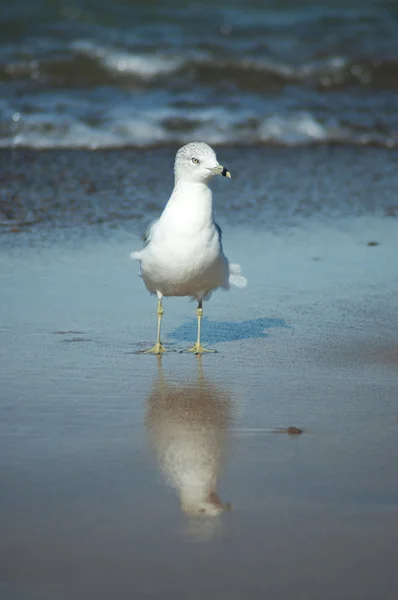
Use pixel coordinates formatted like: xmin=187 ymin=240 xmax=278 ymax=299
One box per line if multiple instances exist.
xmin=174 ymin=141 xmax=231 ymax=184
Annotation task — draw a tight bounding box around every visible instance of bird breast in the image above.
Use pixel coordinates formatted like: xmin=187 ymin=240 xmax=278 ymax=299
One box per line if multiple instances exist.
xmin=141 ymin=223 xmax=226 ymax=294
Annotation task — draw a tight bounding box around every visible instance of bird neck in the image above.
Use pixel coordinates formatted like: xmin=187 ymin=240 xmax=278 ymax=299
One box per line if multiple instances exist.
xmin=165 ymin=180 xmax=214 ymax=228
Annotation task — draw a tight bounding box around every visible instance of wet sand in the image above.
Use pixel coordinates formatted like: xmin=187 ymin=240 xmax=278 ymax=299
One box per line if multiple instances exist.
xmin=1 ymin=147 xmax=398 ymax=599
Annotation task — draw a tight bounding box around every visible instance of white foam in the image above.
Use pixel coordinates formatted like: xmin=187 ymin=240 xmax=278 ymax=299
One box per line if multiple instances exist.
xmin=0 ymin=96 xmax=392 ymax=149
xmin=7 ymin=121 xmax=123 ymax=150
xmin=0 ymin=98 xmax=170 ymax=149
xmin=109 ymin=112 xmax=169 ymax=145
xmin=103 ymin=52 xmax=183 ymax=77
xmin=259 ymin=111 xmax=329 ymax=145
xmin=71 ymin=40 xmax=184 ymax=78
xmin=211 ymin=55 xmax=348 ymax=82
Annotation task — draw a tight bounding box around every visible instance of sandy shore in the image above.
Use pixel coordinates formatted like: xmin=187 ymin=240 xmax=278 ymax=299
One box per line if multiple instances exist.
xmin=1 ymin=147 xmax=398 ymax=599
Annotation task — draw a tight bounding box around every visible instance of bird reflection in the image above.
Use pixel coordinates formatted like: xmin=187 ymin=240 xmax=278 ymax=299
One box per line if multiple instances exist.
xmin=146 ymin=357 xmax=231 ymax=517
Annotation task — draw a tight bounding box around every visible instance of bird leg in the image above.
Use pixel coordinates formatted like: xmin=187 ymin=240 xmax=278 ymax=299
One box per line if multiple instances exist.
xmin=184 ymin=300 xmax=216 ymax=354
xmin=142 ymin=298 xmax=168 ymax=354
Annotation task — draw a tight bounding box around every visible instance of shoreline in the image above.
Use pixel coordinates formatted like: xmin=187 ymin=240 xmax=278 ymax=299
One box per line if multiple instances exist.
xmin=1 ymin=144 xmax=397 ymax=238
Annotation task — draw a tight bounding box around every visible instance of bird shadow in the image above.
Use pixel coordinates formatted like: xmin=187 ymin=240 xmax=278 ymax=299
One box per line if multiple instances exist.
xmin=169 ymin=317 xmax=289 ymax=345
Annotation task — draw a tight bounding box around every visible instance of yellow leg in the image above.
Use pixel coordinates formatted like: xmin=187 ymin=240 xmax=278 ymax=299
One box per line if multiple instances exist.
xmin=184 ymin=300 xmax=216 ymax=354
xmin=141 ymin=297 xmax=168 ymax=354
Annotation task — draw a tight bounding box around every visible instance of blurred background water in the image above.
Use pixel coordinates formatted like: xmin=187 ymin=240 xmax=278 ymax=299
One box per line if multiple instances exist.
xmin=1 ymin=0 xmax=398 ymax=149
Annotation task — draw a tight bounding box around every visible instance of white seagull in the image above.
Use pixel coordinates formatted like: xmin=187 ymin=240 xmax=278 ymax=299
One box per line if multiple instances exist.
xmin=130 ymin=141 xmax=247 ymax=354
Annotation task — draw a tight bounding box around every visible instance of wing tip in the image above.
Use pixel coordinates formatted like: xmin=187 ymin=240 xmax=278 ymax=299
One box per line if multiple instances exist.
xmin=229 ymin=263 xmax=248 ymax=288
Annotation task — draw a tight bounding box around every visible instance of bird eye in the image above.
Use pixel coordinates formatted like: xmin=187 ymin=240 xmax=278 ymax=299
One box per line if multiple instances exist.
xmin=191 ymin=157 xmax=199 ymax=164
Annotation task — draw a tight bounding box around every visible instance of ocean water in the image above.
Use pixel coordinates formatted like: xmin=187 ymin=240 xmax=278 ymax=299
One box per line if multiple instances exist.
xmin=1 ymin=0 xmax=398 ymax=149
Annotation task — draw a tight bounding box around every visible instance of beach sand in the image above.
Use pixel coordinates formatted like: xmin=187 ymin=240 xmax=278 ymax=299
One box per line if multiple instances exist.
xmin=1 ymin=146 xmax=398 ymax=599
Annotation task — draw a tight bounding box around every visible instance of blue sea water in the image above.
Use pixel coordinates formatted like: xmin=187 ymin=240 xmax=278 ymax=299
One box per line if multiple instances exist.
xmin=1 ymin=0 xmax=398 ymax=148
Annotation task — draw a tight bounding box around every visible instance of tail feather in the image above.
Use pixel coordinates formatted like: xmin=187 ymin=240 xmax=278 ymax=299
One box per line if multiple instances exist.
xmin=228 ymin=263 xmax=247 ymax=289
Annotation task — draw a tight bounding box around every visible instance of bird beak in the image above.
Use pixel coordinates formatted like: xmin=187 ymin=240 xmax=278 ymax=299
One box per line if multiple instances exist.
xmin=211 ymin=164 xmax=231 ymax=178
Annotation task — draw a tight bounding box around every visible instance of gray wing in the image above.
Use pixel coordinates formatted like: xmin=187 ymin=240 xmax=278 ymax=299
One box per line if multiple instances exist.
xmin=215 ymin=222 xmax=223 ymax=248
xmin=142 ymin=218 xmax=159 ymax=247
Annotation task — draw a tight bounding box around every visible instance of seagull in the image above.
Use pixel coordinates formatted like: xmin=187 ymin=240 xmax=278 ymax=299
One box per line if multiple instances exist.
xmin=130 ymin=141 xmax=247 ymax=354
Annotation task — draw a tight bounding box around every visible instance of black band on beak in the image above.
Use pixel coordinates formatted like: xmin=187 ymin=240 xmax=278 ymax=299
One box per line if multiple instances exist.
xmin=221 ymin=166 xmax=229 ymax=177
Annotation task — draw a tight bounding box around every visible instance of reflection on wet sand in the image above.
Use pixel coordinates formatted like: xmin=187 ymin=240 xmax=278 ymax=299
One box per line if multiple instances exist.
xmin=146 ymin=357 xmax=232 ymax=518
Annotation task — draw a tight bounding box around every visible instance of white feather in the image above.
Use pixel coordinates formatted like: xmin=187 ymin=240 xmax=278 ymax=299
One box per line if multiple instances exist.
xmin=228 ymin=263 xmax=248 ymax=289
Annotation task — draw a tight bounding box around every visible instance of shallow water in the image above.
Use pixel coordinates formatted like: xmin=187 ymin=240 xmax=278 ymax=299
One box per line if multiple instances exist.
xmin=1 ymin=222 xmax=398 ymax=599
xmin=1 ymin=0 xmax=398 ymax=148
xmin=1 ymin=146 xmax=398 ymax=599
